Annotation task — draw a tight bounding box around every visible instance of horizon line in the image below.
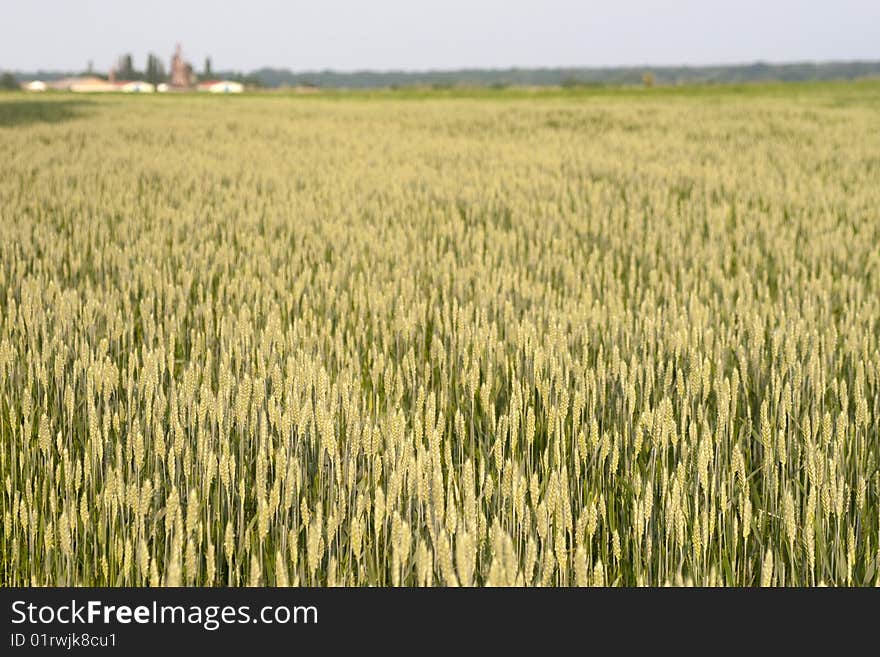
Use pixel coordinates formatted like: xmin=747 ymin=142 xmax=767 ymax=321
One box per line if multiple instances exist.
xmin=9 ymin=57 xmax=880 ymax=76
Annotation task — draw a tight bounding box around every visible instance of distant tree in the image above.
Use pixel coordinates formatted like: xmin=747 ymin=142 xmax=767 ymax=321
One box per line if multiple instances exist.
xmin=87 ymin=60 xmax=94 ymax=74
xmin=145 ymin=54 xmax=166 ymax=86
xmin=158 ymin=57 xmax=167 ymax=83
xmin=561 ymin=76 xmax=582 ymax=88
xmin=118 ymin=54 xmax=135 ymax=80
xmin=204 ymin=57 xmax=212 ymax=78
xmin=0 ymin=72 xmax=19 ymax=90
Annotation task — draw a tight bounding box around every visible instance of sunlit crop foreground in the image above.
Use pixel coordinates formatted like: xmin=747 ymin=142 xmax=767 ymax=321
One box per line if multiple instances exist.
xmin=1 ymin=82 xmax=879 ymax=586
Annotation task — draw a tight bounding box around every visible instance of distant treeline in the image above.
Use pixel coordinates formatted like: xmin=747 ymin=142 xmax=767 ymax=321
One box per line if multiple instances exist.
xmin=253 ymin=61 xmax=880 ymax=88
xmin=9 ymin=60 xmax=880 ymax=89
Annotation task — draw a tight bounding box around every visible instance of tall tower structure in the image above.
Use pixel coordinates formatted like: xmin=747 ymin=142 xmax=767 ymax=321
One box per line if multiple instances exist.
xmin=170 ymin=44 xmax=194 ymax=88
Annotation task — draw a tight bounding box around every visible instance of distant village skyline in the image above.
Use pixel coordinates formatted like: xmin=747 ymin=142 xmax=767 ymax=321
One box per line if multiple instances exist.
xmin=59 ymin=44 xmax=223 ymax=82
xmin=12 ymin=44 xmax=248 ymax=93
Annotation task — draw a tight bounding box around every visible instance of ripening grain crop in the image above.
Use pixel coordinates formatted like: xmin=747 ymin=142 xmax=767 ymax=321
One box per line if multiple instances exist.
xmin=1 ymin=84 xmax=879 ymax=586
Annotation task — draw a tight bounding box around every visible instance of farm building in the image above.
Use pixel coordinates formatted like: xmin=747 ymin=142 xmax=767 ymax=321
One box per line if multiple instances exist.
xmin=68 ymin=77 xmax=118 ymax=92
xmin=22 ymin=80 xmax=47 ymax=92
xmin=49 ymin=77 xmax=94 ymax=91
xmin=52 ymin=77 xmax=155 ymax=93
xmin=197 ymin=80 xmax=244 ymax=93
xmin=116 ymin=81 xmax=155 ymax=93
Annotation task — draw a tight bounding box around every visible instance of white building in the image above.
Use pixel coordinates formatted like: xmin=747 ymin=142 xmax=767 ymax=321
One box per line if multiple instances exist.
xmin=23 ymin=80 xmax=47 ymax=92
xmin=197 ymin=80 xmax=244 ymax=94
xmin=117 ymin=81 xmax=155 ymax=93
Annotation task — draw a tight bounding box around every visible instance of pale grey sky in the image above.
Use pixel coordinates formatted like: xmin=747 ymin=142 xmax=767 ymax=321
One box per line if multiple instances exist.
xmin=3 ymin=0 xmax=878 ymax=72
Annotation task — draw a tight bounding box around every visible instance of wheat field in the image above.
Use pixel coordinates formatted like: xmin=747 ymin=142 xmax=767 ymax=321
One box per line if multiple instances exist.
xmin=1 ymin=84 xmax=879 ymax=586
